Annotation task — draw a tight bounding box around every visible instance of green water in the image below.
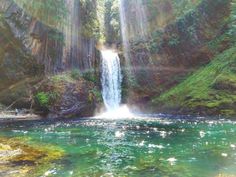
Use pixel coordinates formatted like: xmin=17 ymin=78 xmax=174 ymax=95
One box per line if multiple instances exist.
xmin=1 ymin=116 xmax=236 ymax=177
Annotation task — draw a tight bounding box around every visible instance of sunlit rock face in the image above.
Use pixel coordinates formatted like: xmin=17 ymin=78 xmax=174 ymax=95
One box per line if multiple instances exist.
xmin=0 ymin=0 xmax=64 ymax=74
xmin=158 ymin=0 xmax=231 ymax=67
xmin=34 ymin=73 xmax=101 ymax=118
xmin=119 ymin=0 xmax=232 ymax=111
xmin=0 ymin=0 xmax=100 ymax=111
xmin=119 ymin=0 xmax=201 ymax=42
xmin=120 ymin=0 xmax=149 ymax=41
xmin=0 ymin=0 xmax=99 ymax=75
xmin=0 ymin=1 xmax=41 ymax=93
xmin=0 ymin=137 xmax=64 ymax=177
xmin=63 ymin=0 xmax=97 ymax=71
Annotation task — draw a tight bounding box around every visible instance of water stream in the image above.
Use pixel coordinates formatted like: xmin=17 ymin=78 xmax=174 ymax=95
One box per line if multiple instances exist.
xmin=101 ymin=50 xmax=122 ymax=111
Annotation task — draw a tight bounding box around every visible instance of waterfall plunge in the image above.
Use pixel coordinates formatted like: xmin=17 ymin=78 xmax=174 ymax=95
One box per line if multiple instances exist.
xmin=101 ymin=50 xmax=122 ymax=111
xmin=98 ymin=50 xmax=133 ymax=119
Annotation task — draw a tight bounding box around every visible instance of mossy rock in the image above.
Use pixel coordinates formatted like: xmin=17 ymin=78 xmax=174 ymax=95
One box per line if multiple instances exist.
xmin=34 ymin=71 xmax=102 ymax=117
xmin=0 ymin=137 xmax=64 ymax=177
xmin=152 ymin=46 xmax=236 ymax=117
xmin=213 ymin=75 xmax=236 ymax=92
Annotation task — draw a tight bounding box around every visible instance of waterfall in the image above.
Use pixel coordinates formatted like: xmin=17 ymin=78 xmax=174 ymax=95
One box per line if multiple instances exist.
xmin=101 ymin=50 xmax=122 ymax=111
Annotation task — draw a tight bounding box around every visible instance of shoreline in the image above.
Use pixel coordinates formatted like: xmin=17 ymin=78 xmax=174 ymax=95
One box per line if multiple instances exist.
xmin=0 ymin=111 xmax=42 ymax=122
xmin=0 ymin=111 xmax=235 ymax=124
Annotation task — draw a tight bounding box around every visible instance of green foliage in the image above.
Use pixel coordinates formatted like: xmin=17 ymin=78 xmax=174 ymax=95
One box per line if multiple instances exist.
xmin=171 ymin=0 xmax=201 ymax=18
xmin=35 ymin=92 xmax=49 ymax=107
xmin=228 ymin=0 xmax=236 ymax=40
xmin=48 ymin=92 xmax=59 ymax=102
xmin=51 ymin=74 xmax=74 ymax=83
xmin=128 ymin=75 xmax=139 ymax=88
xmin=167 ymin=34 xmax=180 ymax=46
xmin=89 ymin=88 xmax=102 ymax=103
xmin=80 ymin=0 xmax=100 ymax=39
xmin=207 ymin=33 xmax=232 ymax=54
xmin=149 ymin=42 xmax=159 ymax=53
xmin=149 ymin=30 xmax=163 ymax=53
xmin=96 ymin=0 xmax=120 ymax=43
xmin=187 ymin=25 xmax=196 ymax=38
xmin=144 ymin=0 xmax=201 ymax=33
xmin=104 ymin=0 xmax=120 ymax=43
xmin=35 ymin=91 xmax=59 ymax=109
xmin=82 ymin=70 xmax=98 ymax=83
xmin=48 ymin=30 xmax=64 ymax=44
xmin=70 ymin=69 xmax=81 ymax=80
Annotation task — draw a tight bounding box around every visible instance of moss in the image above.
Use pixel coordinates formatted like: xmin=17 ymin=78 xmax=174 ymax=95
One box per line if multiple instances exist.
xmin=70 ymin=69 xmax=81 ymax=80
xmin=82 ymin=70 xmax=98 ymax=83
xmin=51 ymin=73 xmax=75 ymax=84
xmin=88 ymin=88 xmax=102 ymax=103
xmin=207 ymin=33 xmax=232 ymax=54
xmin=35 ymin=91 xmax=59 ymax=111
xmin=172 ymin=0 xmax=202 ymax=19
xmin=167 ymin=34 xmax=180 ymax=47
xmin=153 ymin=46 xmax=236 ymax=116
xmin=35 ymin=92 xmax=49 ymax=107
xmin=0 ymin=137 xmax=64 ymax=177
xmin=34 ymin=71 xmax=101 ymax=116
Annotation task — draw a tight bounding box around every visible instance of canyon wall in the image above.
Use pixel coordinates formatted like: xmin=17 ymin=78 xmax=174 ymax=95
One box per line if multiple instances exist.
xmin=121 ymin=0 xmax=233 ymax=116
xmin=0 ymin=0 xmax=101 ymax=116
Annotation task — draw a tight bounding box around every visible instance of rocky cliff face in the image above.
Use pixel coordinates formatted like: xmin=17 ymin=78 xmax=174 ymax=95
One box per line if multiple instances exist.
xmin=0 ymin=0 xmax=101 ymax=117
xmin=0 ymin=0 xmax=234 ymax=117
xmin=0 ymin=0 xmax=100 ymax=74
xmin=0 ymin=0 xmax=64 ymax=74
xmin=0 ymin=0 xmax=66 ymax=112
xmin=153 ymin=46 xmax=236 ymax=116
xmin=62 ymin=0 xmax=99 ymax=71
xmin=33 ymin=72 xmax=101 ymax=118
xmin=124 ymin=0 xmax=232 ymax=112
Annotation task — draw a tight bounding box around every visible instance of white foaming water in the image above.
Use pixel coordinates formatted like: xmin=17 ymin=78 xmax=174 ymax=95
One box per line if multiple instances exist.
xmin=101 ymin=50 xmax=122 ymax=111
xmin=97 ymin=105 xmax=133 ymax=119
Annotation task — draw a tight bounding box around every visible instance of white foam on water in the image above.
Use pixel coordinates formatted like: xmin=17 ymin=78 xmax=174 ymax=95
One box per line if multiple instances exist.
xmin=95 ymin=105 xmax=134 ymax=119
